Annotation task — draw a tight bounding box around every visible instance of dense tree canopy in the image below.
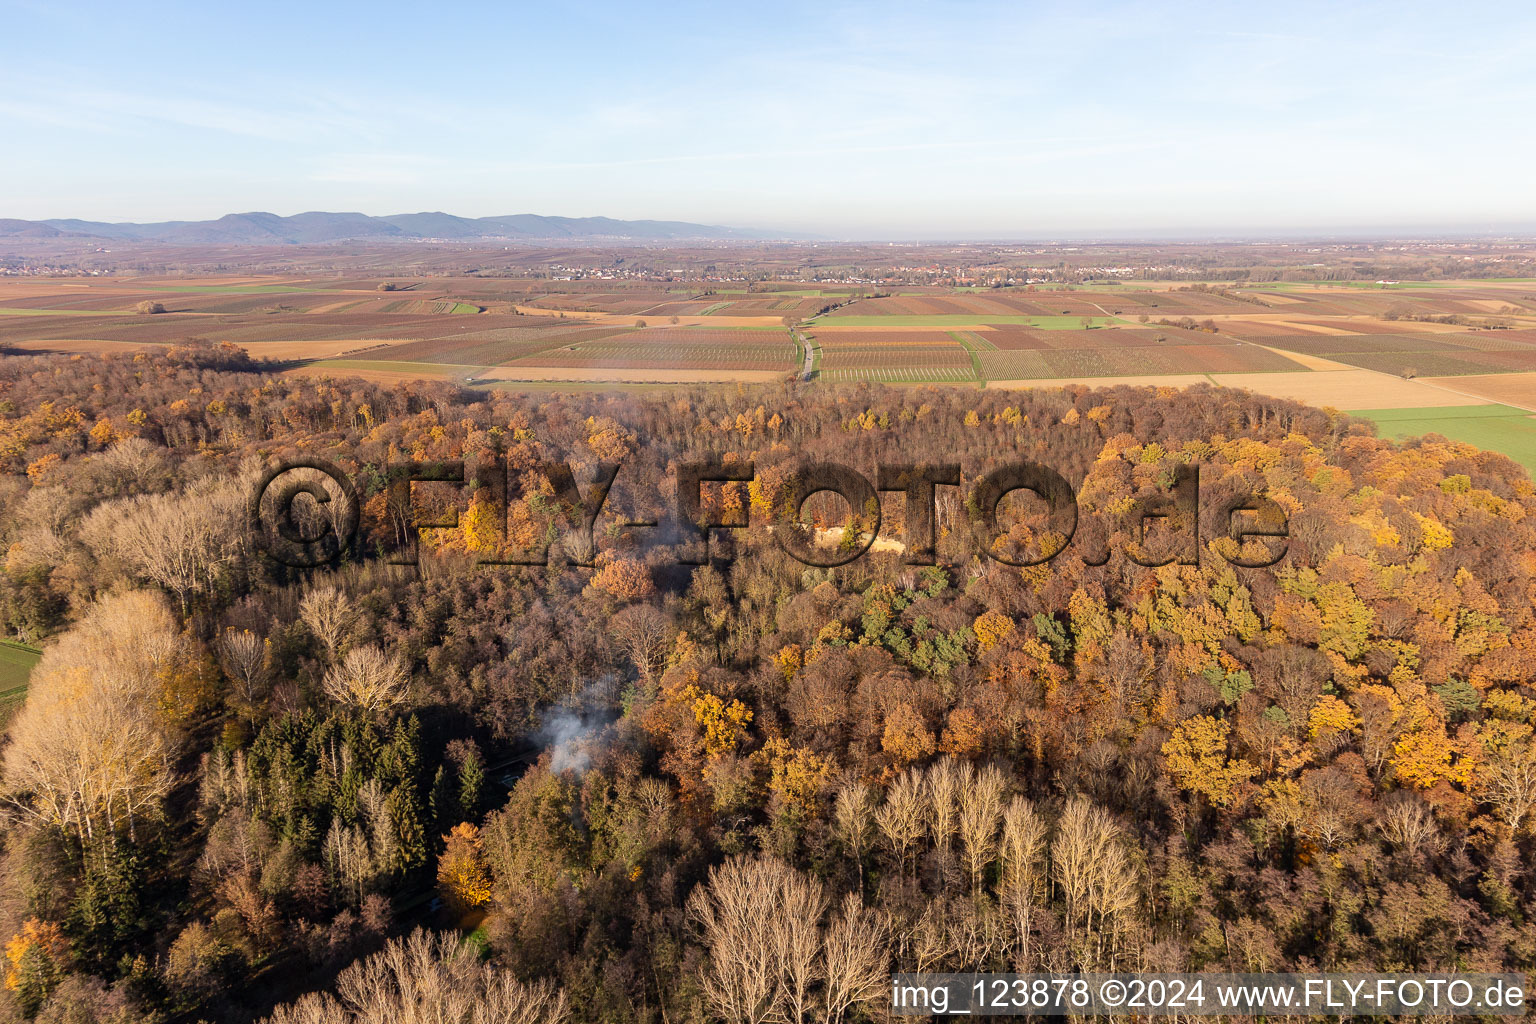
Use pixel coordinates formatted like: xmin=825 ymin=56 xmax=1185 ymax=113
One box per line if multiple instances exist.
xmin=0 ymin=343 xmax=1533 ymax=1022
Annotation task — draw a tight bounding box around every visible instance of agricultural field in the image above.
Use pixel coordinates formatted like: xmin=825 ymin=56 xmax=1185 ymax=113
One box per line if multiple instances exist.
xmin=501 ymin=328 xmax=796 ymax=372
xmin=818 ymin=341 xmax=976 ymax=383
xmin=1348 ymin=405 xmax=1536 ymax=474
xmin=0 ymin=641 xmax=40 ymax=733
xmin=360 ymin=325 xmax=630 ymax=367
xmin=815 ymin=314 xmax=1120 ymax=328
xmin=1420 ymin=371 xmax=1536 ymax=409
xmin=4 ymin=272 xmax=1536 ymax=466
xmin=976 ymin=344 xmax=1305 ymax=379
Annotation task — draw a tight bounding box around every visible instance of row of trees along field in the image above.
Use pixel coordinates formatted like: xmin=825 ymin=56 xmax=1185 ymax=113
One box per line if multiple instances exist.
xmin=0 ymin=341 xmax=1532 ymax=1022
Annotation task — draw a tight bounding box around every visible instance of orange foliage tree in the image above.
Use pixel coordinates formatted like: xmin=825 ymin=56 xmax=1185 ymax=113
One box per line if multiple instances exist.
xmin=437 ymin=822 xmax=493 ymax=914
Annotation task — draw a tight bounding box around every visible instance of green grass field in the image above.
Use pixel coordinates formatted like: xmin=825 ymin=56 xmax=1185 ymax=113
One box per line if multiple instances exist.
xmin=813 ymin=315 xmax=1117 ymax=328
xmin=1349 ymin=405 xmax=1536 ymax=475
xmin=950 ymin=330 xmax=997 ymax=352
xmin=949 ymin=331 xmax=986 ymax=377
xmin=0 ymin=641 xmax=41 ymax=732
xmin=0 ymin=641 xmax=40 ymax=689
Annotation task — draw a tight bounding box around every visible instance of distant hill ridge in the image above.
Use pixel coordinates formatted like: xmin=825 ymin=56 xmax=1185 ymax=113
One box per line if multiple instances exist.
xmin=0 ymin=211 xmax=782 ymax=244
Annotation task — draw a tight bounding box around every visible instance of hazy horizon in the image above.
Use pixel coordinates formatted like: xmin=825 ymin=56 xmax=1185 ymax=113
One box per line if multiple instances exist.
xmin=11 ymin=207 xmax=1536 ymax=245
xmin=5 ymin=0 xmax=1535 ymax=237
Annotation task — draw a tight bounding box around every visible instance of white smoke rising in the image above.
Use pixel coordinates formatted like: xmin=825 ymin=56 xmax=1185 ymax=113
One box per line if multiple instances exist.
xmin=536 ymin=676 xmax=619 ymax=777
xmin=543 ymin=709 xmax=592 ymax=776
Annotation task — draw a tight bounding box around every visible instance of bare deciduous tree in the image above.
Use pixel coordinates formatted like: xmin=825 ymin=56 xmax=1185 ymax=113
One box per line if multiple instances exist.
xmin=322 ymin=645 xmax=408 ymax=715
xmin=769 ymin=868 xmax=826 ymax=1024
xmin=610 ymin=604 xmax=670 ymax=685
xmin=219 ymin=628 xmax=268 ymax=718
xmin=875 ymin=769 xmax=925 ymax=874
xmin=687 ymin=856 xmax=889 ymax=1024
xmin=958 ymin=764 xmax=1006 ymax=892
xmin=688 ymin=856 xmax=792 ymax=1024
xmin=95 ymin=435 xmax=169 ymax=494
xmin=270 ymin=467 xmax=356 ymax=557
xmin=999 ymin=797 xmax=1049 ymax=967
xmin=925 ymin=757 xmax=962 ymax=853
xmin=1051 ymin=798 xmax=1138 ymax=967
xmin=1483 ymin=747 xmax=1536 ymax=834
xmin=323 ymin=777 xmax=397 ymax=901
xmin=1377 ymin=792 xmax=1441 ymax=856
xmin=300 ymin=583 xmax=358 ymax=663
xmin=821 ymin=893 xmax=890 ymax=1024
xmin=2 ymin=591 xmax=182 ymax=844
xmin=261 ymin=927 xmax=567 ymax=1024
xmin=911 ymin=897 xmax=999 ymax=973
xmin=832 ymin=781 xmax=876 ymax=890
xmin=83 ymin=475 xmax=246 ymax=612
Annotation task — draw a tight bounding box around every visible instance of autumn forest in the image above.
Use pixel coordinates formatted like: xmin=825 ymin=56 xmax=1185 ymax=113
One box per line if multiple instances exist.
xmin=0 ymin=341 xmax=1533 ymax=1023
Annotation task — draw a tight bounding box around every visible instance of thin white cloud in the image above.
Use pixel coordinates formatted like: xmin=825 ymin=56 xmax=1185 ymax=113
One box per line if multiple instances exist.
xmin=0 ymin=84 xmax=376 ymax=142
xmin=309 ymin=154 xmax=447 ymax=184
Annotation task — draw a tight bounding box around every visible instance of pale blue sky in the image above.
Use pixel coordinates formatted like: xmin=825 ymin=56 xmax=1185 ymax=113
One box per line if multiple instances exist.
xmin=3 ymin=0 xmax=1534 ymax=237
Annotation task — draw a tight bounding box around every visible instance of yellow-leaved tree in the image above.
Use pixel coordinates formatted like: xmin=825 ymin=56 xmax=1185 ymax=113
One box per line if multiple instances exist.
xmin=4 ymin=918 xmax=69 ymax=1016
xmin=437 ymin=822 xmax=493 ymax=914
xmin=973 ymin=610 xmax=1016 ymax=652
xmin=1162 ymin=716 xmax=1258 ymax=808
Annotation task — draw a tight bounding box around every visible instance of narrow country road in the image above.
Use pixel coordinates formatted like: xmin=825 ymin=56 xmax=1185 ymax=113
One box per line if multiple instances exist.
xmin=794 ymin=328 xmax=815 ymax=379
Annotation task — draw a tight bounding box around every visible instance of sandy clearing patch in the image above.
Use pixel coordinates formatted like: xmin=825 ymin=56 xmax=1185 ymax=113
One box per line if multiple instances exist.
xmin=238 ymin=339 xmax=390 ymax=360
xmin=1381 ymin=319 xmax=1483 ymax=334
xmin=280 ymin=365 xmax=455 ymax=384
xmin=1204 ymin=312 xmax=1324 ymax=322
xmin=5 ymin=337 xmax=389 ymax=360
xmin=480 ymin=366 xmax=786 ymax=384
xmin=1271 ymin=321 xmax=1360 ymax=336
xmin=1225 ymin=316 xmax=1468 ymax=336
xmin=1249 ymin=345 xmax=1356 ymax=371
xmin=3 ymin=338 xmax=169 ymax=353
xmin=813 ymin=527 xmax=906 ymax=554
xmin=1210 ymin=370 xmax=1487 ymax=408
xmin=1419 ymin=373 xmax=1536 ymax=412
xmin=987 ymin=368 xmax=1489 ymax=409
xmin=987 ymin=374 xmax=1206 ymax=390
